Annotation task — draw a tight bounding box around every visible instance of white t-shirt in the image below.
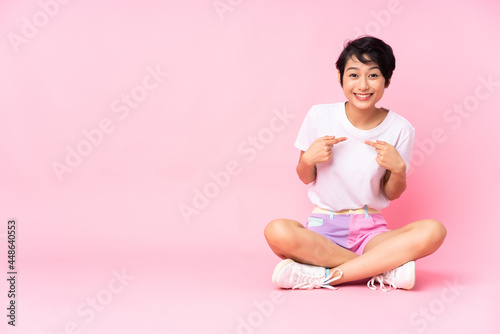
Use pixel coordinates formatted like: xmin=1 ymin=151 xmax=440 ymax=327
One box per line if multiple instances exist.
xmin=295 ymin=102 xmax=415 ymax=211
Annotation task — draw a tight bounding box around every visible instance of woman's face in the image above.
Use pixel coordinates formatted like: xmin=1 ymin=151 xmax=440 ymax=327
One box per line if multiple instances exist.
xmin=340 ymin=55 xmax=389 ymax=112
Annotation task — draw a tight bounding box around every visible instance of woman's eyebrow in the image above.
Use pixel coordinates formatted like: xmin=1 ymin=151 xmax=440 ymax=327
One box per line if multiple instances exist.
xmin=346 ymin=66 xmax=380 ymax=71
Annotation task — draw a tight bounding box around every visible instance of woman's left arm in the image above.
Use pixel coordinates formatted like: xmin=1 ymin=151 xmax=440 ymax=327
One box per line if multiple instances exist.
xmin=364 ymin=140 xmax=407 ymax=200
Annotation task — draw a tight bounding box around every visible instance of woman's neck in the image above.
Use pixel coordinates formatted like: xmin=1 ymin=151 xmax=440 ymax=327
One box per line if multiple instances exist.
xmin=345 ymin=102 xmax=387 ymax=130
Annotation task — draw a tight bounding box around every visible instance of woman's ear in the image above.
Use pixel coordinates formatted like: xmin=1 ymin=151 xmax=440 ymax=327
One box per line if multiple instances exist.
xmin=385 ymin=78 xmax=391 ymax=88
xmin=338 ymin=71 xmax=342 ymax=87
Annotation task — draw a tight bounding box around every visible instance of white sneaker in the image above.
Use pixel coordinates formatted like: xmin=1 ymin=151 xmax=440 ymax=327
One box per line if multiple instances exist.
xmin=271 ymin=259 xmax=343 ymax=290
xmin=367 ymin=261 xmax=416 ymax=291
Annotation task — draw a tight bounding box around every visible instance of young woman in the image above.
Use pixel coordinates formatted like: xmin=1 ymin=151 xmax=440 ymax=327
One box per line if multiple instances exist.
xmin=264 ymin=36 xmax=447 ymax=291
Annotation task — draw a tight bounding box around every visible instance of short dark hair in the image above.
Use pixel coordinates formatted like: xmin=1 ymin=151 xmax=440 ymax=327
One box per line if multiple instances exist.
xmin=336 ymin=36 xmax=395 ymax=87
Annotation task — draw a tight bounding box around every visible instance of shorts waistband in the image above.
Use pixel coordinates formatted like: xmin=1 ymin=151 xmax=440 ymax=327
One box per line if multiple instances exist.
xmin=312 ymin=205 xmax=380 ymax=216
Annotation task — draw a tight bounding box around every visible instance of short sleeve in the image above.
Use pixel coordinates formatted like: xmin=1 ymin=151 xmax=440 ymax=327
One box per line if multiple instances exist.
xmin=395 ymin=125 xmax=415 ymax=173
xmin=294 ymin=106 xmax=317 ymax=152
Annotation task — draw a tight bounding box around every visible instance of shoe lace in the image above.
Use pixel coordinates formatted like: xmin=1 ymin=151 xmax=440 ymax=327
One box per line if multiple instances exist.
xmin=292 ymin=268 xmax=343 ymax=290
xmin=367 ymin=270 xmax=397 ymax=292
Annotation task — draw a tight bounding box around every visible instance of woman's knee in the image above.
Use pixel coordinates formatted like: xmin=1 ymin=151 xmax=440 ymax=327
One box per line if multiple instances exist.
xmin=264 ymin=219 xmax=298 ymax=247
xmin=417 ymin=219 xmax=447 ymax=251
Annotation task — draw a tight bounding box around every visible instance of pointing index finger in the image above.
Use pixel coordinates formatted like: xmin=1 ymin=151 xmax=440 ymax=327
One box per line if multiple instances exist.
xmin=332 ymin=137 xmax=347 ymax=144
xmin=364 ymin=140 xmax=378 ymax=148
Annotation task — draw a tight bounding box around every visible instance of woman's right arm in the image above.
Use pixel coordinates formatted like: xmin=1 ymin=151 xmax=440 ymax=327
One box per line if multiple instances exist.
xmin=296 ymin=151 xmax=317 ymax=184
xmin=296 ymin=136 xmax=347 ymax=184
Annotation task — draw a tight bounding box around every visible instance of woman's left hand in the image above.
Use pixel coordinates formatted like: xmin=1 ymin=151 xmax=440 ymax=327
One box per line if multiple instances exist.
xmin=364 ymin=140 xmax=406 ymax=176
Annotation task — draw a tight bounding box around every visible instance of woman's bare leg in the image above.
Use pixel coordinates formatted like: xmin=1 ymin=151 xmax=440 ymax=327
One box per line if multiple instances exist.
xmin=264 ymin=218 xmax=357 ymax=268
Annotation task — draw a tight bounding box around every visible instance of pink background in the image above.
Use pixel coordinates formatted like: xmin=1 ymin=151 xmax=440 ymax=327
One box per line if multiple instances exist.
xmin=1 ymin=0 xmax=500 ymax=333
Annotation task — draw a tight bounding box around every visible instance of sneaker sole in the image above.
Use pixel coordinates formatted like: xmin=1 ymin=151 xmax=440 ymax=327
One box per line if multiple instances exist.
xmin=271 ymin=259 xmax=294 ymax=286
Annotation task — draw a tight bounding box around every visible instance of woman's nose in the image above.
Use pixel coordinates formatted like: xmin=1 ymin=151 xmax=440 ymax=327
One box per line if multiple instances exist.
xmin=358 ymin=77 xmax=370 ymax=90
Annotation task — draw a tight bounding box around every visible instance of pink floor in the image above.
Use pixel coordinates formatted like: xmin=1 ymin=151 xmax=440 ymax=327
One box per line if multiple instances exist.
xmin=2 ymin=202 xmax=499 ymax=334
xmin=3 ymin=249 xmax=499 ymax=334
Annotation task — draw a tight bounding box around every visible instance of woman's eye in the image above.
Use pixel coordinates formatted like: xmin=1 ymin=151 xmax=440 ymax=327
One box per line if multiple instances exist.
xmin=369 ymin=74 xmax=379 ymax=78
xmin=349 ymin=73 xmax=358 ymax=77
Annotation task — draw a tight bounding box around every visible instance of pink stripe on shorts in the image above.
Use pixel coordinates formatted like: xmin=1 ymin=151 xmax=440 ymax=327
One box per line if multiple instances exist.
xmin=305 ymin=210 xmax=391 ymax=255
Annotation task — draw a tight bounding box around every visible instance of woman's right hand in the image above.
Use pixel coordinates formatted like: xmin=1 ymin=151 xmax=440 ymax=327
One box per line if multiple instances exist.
xmin=301 ymin=135 xmax=347 ymax=166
